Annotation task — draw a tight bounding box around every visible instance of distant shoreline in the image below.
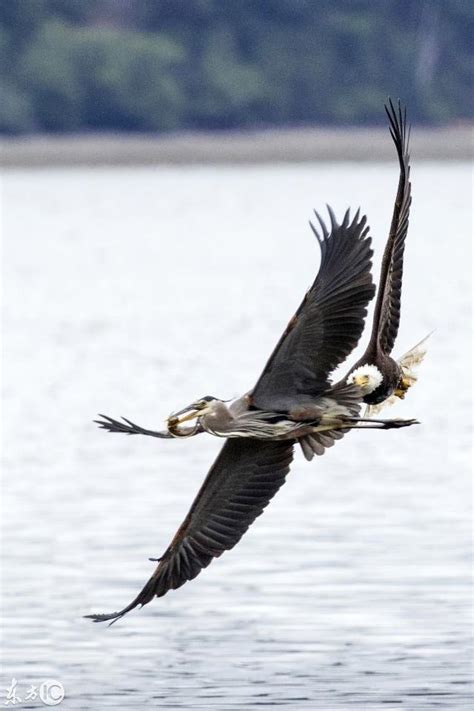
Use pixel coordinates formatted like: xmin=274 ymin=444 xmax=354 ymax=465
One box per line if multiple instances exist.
xmin=1 ymin=126 xmax=472 ymax=167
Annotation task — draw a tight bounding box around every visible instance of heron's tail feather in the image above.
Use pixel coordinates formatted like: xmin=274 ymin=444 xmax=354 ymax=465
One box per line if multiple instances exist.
xmin=298 ymin=382 xmax=360 ymax=460
xmin=299 ymin=429 xmax=345 ymax=460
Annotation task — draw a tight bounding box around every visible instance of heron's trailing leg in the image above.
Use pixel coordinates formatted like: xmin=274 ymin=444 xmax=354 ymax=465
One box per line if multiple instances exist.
xmin=346 ymin=418 xmax=418 ymax=430
xmin=344 ymin=416 xmax=418 ymax=427
xmin=310 ymin=416 xmax=419 ymax=435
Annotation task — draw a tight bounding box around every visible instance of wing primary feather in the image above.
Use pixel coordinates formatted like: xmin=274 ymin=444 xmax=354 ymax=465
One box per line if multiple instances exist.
xmin=342 ymin=207 xmax=350 ymax=228
xmin=309 ymin=219 xmax=323 ymax=245
xmin=351 ymin=208 xmax=361 ymax=228
xmin=313 ymin=209 xmax=329 ymax=239
xmin=326 ymin=204 xmax=337 ymax=231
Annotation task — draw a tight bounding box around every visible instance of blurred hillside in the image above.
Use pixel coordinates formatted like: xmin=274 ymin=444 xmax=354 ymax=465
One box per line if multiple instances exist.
xmin=0 ymin=0 xmax=472 ymax=134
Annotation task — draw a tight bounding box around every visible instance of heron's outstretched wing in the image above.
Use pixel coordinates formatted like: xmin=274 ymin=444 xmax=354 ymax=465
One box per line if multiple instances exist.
xmin=369 ymin=99 xmax=411 ymax=356
xmin=85 ymin=438 xmax=294 ymax=623
xmin=251 ymin=208 xmax=375 ymax=411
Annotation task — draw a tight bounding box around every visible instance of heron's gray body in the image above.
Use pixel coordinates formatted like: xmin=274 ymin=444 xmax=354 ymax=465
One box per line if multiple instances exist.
xmin=196 ymin=386 xmax=360 ymax=442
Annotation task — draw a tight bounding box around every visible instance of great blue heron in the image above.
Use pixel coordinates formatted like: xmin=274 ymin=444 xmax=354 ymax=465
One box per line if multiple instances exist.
xmin=344 ymin=99 xmax=430 ymax=416
xmin=86 ymin=195 xmax=418 ymax=623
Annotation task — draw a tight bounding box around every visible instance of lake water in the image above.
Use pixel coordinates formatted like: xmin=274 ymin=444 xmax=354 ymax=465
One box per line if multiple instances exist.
xmin=2 ymin=163 xmax=472 ymax=709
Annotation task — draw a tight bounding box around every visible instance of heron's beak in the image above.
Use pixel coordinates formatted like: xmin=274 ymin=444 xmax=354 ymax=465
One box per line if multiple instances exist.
xmin=167 ymin=405 xmax=200 ymax=427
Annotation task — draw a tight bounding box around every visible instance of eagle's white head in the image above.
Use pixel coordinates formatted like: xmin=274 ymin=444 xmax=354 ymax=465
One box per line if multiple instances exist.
xmin=347 ymin=364 xmax=383 ymax=394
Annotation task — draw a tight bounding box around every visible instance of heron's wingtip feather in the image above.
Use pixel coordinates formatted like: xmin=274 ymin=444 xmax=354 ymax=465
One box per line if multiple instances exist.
xmin=84 ymin=610 xmax=127 ymax=625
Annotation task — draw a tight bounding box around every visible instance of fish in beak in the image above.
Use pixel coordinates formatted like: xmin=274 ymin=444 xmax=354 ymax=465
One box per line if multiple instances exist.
xmin=167 ymin=403 xmax=201 ymax=429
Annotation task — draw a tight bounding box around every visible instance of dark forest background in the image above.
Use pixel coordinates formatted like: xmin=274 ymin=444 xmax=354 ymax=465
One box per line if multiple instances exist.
xmin=0 ymin=0 xmax=472 ymax=134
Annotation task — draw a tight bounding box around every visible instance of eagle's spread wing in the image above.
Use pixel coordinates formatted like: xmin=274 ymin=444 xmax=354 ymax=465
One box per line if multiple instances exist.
xmin=251 ymin=208 xmax=375 ymax=411
xmin=85 ymin=438 xmax=294 ymax=623
xmin=370 ymin=99 xmax=411 ymax=356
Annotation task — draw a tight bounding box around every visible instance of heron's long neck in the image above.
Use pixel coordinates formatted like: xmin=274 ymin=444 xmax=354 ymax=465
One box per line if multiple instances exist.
xmin=201 ymin=402 xmax=234 ymax=435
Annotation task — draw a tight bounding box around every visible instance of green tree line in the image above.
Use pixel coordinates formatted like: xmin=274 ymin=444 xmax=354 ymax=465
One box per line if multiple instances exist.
xmin=0 ymin=0 xmax=472 ymax=134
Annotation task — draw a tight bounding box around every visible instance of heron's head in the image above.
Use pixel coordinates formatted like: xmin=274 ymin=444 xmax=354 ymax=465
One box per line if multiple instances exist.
xmin=346 ymin=364 xmax=383 ymax=394
xmin=167 ymin=395 xmax=222 ymax=427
